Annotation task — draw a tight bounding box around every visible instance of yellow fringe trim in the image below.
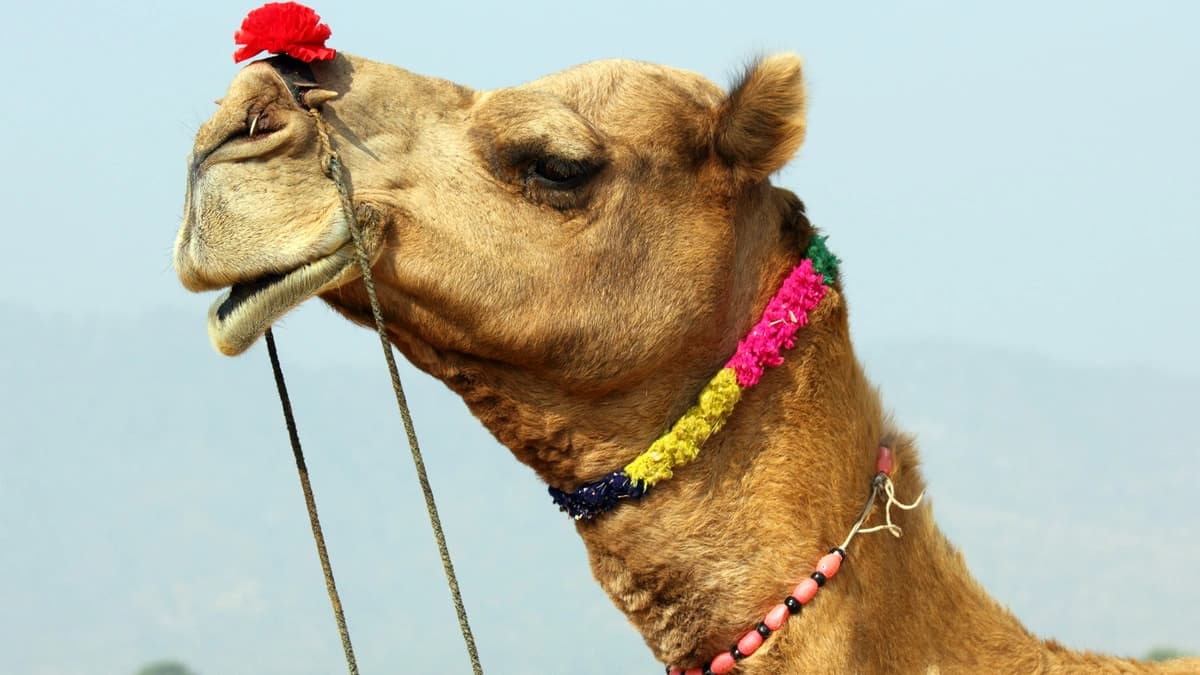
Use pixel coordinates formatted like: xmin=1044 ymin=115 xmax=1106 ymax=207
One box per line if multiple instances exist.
xmin=623 ymin=368 xmax=743 ymax=487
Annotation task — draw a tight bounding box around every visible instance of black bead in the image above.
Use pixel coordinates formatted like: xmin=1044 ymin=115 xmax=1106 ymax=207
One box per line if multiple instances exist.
xmin=784 ymin=596 xmax=802 ymax=614
xmin=829 ymin=546 xmax=847 ymax=560
xmin=732 ymin=647 xmax=744 ymax=661
xmin=703 ymin=669 xmax=714 ymax=675
xmin=756 ymin=622 xmax=771 ymax=638
xmin=811 ymin=571 xmax=827 ymax=587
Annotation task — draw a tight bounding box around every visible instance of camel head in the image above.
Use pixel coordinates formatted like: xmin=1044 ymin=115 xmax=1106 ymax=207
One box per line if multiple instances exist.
xmin=175 ymin=51 xmax=812 ymax=484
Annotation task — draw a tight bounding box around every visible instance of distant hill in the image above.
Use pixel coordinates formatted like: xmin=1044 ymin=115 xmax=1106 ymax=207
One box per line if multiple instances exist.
xmin=1 ymin=304 xmax=1195 ymax=674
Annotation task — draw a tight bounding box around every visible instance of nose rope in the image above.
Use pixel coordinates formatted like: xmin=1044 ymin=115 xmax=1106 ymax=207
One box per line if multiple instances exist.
xmin=264 ymin=329 xmax=360 ymax=675
xmin=311 ymin=105 xmax=485 ymax=675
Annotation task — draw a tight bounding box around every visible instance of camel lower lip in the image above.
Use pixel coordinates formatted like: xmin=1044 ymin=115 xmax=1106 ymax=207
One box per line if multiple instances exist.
xmin=206 ymin=242 xmax=357 ymax=356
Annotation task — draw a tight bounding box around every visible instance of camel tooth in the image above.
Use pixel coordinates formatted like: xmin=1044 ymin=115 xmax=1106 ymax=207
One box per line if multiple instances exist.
xmin=249 ymin=113 xmax=260 ymax=138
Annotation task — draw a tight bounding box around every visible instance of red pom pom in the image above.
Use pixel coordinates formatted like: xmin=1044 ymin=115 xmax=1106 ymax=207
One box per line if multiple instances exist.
xmin=233 ymin=2 xmax=336 ymax=63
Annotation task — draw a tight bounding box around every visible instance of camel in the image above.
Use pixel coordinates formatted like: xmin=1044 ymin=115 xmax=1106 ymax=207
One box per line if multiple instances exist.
xmin=174 ymin=51 xmax=1199 ymax=674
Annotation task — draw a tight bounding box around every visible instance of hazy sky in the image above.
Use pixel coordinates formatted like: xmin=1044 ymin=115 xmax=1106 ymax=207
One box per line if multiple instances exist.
xmin=4 ymin=0 xmax=1196 ymax=374
xmin=2 ymin=1 xmax=1198 ymax=673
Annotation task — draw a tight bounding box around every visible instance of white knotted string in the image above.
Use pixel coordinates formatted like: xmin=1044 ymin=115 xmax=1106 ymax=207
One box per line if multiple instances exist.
xmin=857 ymin=474 xmax=925 ymax=537
xmin=839 ymin=473 xmax=926 ymax=550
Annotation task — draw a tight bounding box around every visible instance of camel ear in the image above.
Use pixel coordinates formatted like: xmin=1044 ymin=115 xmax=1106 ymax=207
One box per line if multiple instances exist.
xmin=713 ymin=54 xmax=807 ymax=185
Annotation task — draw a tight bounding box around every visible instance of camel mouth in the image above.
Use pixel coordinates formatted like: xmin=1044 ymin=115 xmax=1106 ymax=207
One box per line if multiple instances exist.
xmin=206 ymin=242 xmax=358 ymax=356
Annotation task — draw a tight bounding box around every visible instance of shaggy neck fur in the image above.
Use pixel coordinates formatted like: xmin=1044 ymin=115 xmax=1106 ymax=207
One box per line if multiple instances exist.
xmin=574 ymin=291 xmax=1032 ymax=672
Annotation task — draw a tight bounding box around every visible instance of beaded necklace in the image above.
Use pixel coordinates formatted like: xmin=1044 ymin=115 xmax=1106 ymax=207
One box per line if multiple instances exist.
xmin=665 ymin=445 xmax=923 ymax=674
xmin=548 ymin=235 xmax=841 ymax=520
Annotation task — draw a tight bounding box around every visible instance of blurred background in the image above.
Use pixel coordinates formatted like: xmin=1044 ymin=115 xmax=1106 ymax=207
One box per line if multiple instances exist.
xmin=1 ymin=1 xmax=1196 ymax=673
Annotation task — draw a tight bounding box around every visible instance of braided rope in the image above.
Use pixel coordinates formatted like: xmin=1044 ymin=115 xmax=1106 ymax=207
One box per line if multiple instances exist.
xmin=311 ymin=108 xmax=485 ymax=674
xmin=265 ymin=329 xmax=359 ymax=675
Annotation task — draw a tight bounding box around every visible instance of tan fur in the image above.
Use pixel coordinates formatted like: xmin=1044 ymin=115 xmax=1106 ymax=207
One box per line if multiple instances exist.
xmin=175 ymin=54 xmax=1199 ymax=674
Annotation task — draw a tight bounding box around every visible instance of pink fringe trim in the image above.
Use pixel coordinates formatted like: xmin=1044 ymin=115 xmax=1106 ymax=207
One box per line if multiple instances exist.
xmin=725 ymin=259 xmax=828 ymax=388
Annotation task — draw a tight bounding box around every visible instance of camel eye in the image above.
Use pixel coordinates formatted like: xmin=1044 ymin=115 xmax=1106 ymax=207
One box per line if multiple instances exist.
xmin=529 ymin=157 xmax=596 ymax=190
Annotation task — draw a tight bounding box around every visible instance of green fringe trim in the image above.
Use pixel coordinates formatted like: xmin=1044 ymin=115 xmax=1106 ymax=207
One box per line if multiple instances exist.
xmin=805 ymin=234 xmax=840 ymax=285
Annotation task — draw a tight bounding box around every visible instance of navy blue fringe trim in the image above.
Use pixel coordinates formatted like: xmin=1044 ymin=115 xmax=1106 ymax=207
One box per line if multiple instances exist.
xmin=548 ymin=471 xmax=648 ymax=521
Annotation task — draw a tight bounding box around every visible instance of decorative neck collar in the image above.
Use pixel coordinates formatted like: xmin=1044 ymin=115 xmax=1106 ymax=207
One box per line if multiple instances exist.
xmin=548 ymin=235 xmax=840 ymax=520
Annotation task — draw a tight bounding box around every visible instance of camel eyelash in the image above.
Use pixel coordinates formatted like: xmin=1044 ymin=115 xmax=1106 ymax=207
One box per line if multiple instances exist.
xmin=525 ymin=157 xmax=601 ymax=190
xmin=518 ymin=157 xmax=605 ymax=211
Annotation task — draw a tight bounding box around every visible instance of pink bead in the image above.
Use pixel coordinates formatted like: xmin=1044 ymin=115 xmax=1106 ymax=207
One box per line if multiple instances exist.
xmin=685 ymin=668 xmax=703 ymax=675
xmin=710 ymin=652 xmax=736 ymax=674
xmin=792 ymin=577 xmax=819 ymax=604
xmin=668 ymin=670 xmax=682 ymax=675
xmin=816 ymin=552 xmax=842 ymax=579
xmin=876 ymin=445 xmax=894 ymax=475
xmin=737 ymin=629 xmax=764 ymax=656
xmin=764 ymin=603 xmax=789 ymax=630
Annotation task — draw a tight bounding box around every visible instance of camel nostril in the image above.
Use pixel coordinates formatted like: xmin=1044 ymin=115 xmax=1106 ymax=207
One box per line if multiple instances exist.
xmin=246 ymin=108 xmax=281 ymax=139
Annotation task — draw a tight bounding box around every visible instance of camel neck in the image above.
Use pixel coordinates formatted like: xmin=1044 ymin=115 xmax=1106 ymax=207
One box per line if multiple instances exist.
xmin=569 ymin=288 xmax=1044 ymax=672
xmin=565 ymin=282 xmax=1200 ymax=673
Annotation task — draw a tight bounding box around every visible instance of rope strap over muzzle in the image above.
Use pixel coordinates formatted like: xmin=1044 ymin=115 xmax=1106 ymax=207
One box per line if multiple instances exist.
xmin=261 ymin=101 xmax=484 ymax=675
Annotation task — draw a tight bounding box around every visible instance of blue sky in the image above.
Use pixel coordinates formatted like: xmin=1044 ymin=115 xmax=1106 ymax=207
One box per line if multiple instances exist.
xmin=2 ymin=2 xmax=1197 ymax=673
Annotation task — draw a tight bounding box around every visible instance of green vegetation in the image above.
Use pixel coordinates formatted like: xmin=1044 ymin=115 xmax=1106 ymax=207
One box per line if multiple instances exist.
xmin=135 ymin=661 xmax=197 ymax=675
xmin=1144 ymin=647 xmax=1192 ymax=662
